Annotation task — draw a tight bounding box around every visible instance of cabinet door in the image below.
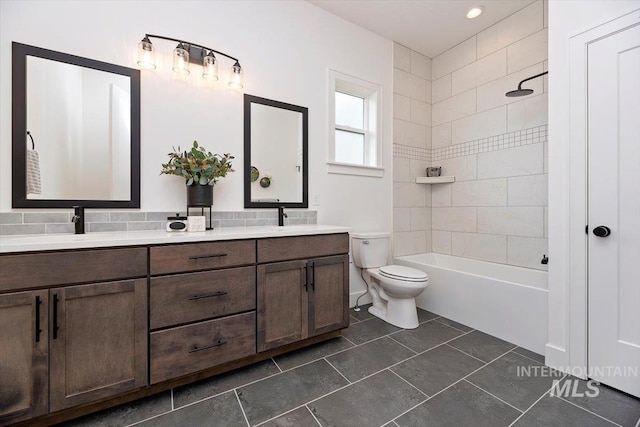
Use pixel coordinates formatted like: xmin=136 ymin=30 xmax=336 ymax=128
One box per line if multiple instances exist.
xmin=50 ymin=279 xmax=147 ymax=411
xmin=257 ymin=260 xmax=308 ymax=352
xmin=308 ymin=255 xmax=349 ymax=337
xmin=0 ymin=290 xmax=48 ymax=425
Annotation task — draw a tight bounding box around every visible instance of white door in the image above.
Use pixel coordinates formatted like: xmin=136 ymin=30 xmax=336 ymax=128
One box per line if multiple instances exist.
xmin=588 ymin=23 xmax=640 ymax=398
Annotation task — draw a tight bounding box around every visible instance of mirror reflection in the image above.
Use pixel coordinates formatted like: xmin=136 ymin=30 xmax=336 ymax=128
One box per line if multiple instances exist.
xmin=244 ymin=95 xmax=308 ymax=208
xmin=250 ymin=103 xmax=302 ymax=202
xmin=12 ymin=42 xmax=140 ymax=208
xmin=26 ymin=56 xmax=131 ymax=201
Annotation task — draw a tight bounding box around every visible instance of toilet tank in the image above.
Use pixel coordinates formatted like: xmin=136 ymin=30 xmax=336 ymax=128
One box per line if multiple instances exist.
xmin=351 ymin=232 xmax=390 ymax=269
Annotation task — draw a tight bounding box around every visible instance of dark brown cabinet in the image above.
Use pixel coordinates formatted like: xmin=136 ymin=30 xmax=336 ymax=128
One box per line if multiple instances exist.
xmin=49 ymin=279 xmax=148 ymax=411
xmin=0 ymin=290 xmax=48 ymax=425
xmin=257 ymin=254 xmax=349 ymax=352
xmin=0 ymin=232 xmax=349 ymax=425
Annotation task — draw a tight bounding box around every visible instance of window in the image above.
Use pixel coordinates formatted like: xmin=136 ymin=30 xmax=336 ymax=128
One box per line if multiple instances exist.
xmin=328 ymin=70 xmax=383 ymax=177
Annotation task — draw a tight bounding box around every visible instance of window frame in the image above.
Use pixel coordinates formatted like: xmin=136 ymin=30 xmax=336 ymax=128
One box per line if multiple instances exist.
xmin=328 ymin=70 xmax=383 ymax=178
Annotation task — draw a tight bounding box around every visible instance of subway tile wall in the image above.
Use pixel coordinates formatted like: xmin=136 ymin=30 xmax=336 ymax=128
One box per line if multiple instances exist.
xmin=0 ymin=210 xmax=317 ymax=236
xmin=393 ymin=0 xmax=548 ymax=271
xmin=393 ymin=43 xmax=432 ymax=257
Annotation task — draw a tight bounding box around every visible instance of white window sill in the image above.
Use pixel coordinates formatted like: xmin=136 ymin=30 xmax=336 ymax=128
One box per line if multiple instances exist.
xmin=326 ymin=161 xmax=384 ymax=178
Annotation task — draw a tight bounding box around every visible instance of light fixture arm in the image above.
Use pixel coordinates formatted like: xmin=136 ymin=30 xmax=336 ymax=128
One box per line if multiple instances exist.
xmin=144 ymin=33 xmax=239 ymax=63
xmin=516 ymin=71 xmax=548 ymax=91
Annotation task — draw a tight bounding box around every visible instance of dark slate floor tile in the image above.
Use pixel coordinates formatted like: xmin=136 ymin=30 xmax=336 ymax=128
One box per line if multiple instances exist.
xmin=512 ymin=396 xmax=617 ymax=427
xmin=447 ymin=330 xmax=516 ymax=362
xmin=327 ymin=337 xmax=416 ymax=382
xmin=173 ymin=359 xmax=280 ymax=408
xmin=274 ymin=337 xmax=354 ymax=371
xmin=390 ymin=320 xmax=463 ymax=353
xmin=558 ymin=377 xmax=640 ymax=427
xmin=137 ymin=391 xmax=246 ymax=427
xmin=237 ymin=359 xmax=348 ymax=425
xmin=513 ymin=346 xmax=545 ymax=363
xmin=350 ymin=303 xmax=374 ymax=321
xmin=435 ymin=317 xmax=474 ymax=332
xmin=260 ymin=406 xmax=319 ymax=427
xmin=395 ymin=380 xmax=521 ymax=427
xmin=417 ymin=308 xmax=439 ymax=323
xmin=467 ymin=352 xmax=563 ymax=411
xmin=56 ymin=391 xmax=171 ymax=426
xmin=349 ymin=315 xmax=360 ymax=323
xmin=341 ymin=317 xmax=401 ymax=345
xmin=309 ymin=370 xmax=425 ymax=427
xmin=391 ymin=344 xmax=485 ymax=396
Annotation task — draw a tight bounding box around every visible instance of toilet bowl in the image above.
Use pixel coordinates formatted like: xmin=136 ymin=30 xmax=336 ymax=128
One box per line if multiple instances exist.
xmin=351 ymin=233 xmax=429 ymax=329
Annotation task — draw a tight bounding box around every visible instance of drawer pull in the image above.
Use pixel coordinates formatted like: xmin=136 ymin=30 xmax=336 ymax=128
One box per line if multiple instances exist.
xmin=189 ymin=253 xmax=228 ymax=260
xmin=188 ymin=291 xmax=228 ymax=300
xmin=35 ymin=295 xmax=42 ymax=343
xmin=52 ymin=293 xmax=60 ymax=339
xmin=188 ymin=339 xmax=227 ymax=353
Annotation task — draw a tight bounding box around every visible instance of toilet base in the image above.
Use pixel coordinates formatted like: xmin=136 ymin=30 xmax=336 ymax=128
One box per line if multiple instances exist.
xmin=368 ymin=297 xmax=419 ymax=329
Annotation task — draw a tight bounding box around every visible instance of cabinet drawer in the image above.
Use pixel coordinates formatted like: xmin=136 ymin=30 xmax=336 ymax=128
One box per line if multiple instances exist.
xmin=150 ymin=312 xmax=256 ymax=384
xmin=257 ymin=233 xmax=349 ymax=263
xmin=150 ymin=266 xmax=256 ymax=329
xmin=150 ymin=240 xmax=255 ymax=275
xmin=0 ymin=247 xmax=147 ymax=292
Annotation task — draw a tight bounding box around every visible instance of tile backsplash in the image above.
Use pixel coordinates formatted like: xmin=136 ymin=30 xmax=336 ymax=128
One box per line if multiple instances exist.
xmin=0 ymin=210 xmax=317 ymax=236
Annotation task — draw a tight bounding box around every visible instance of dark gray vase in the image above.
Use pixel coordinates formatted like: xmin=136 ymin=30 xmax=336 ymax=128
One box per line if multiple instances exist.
xmin=187 ymin=184 xmax=213 ymax=206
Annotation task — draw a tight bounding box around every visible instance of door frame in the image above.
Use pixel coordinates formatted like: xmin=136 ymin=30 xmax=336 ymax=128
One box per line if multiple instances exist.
xmin=565 ymin=12 xmax=640 ymax=378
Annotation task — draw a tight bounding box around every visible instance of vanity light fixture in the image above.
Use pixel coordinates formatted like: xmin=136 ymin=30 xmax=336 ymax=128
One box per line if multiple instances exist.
xmin=466 ymin=6 xmax=484 ymax=19
xmin=136 ymin=34 xmax=242 ymax=88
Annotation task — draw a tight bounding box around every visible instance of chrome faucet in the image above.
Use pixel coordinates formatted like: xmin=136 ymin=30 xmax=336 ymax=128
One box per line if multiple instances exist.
xmin=278 ymin=206 xmax=288 ymax=227
xmin=71 ymin=206 xmax=85 ymax=234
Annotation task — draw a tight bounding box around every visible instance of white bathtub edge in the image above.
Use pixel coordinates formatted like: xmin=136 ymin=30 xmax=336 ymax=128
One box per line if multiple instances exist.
xmin=395 ymin=252 xmax=549 ymax=354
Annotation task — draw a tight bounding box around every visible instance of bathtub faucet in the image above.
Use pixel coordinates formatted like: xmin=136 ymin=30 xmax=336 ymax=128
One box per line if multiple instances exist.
xmin=541 ymin=254 xmax=549 ymax=265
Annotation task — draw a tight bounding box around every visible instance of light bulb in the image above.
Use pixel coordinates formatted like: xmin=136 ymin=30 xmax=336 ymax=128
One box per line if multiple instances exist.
xmin=137 ymin=36 xmax=156 ymax=70
xmin=172 ymin=43 xmax=190 ymax=75
xmin=228 ymin=61 xmax=243 ymax=89
xmin=202 ymin=51 xmax=219 ymax=80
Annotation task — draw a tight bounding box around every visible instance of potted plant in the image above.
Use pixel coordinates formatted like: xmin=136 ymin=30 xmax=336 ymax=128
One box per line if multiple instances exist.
xmin=160 ymin=141 xmax=234 ymax=206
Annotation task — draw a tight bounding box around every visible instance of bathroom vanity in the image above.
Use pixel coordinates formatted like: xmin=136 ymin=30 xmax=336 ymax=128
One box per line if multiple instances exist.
xmin=0 ymin=226 xmax=349 ymax=426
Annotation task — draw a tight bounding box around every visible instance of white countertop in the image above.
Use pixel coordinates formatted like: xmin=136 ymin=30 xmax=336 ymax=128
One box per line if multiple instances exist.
xmin=0 ymin=225 xmax=351 ymax=253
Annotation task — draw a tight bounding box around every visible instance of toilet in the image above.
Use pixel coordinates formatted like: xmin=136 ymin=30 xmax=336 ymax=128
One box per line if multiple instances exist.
xmin=351 ymin=232 xmax=429 ymax=329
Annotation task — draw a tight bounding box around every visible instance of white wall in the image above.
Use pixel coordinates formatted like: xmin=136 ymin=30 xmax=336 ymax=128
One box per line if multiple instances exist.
xmin=0 ymin=0 xmax=393 ymax=301
xmin=547 ymin=0 xmax=640 ymax=369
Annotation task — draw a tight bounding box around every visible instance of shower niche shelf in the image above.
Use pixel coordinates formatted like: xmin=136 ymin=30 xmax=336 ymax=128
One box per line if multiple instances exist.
xmin=415 ymin=176 xmax=455 ymax=184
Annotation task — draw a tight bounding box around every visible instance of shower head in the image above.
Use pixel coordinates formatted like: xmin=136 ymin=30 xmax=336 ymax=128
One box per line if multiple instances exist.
xmin=506 ymin=88 xmax=534 ymax=97
xmin=505 ymin=71 xmax=548 ymax=97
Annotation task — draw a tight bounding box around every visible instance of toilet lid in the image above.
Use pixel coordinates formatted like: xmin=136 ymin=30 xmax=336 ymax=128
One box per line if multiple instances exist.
xmin=379 ymin=265 xmax=428 ymax=282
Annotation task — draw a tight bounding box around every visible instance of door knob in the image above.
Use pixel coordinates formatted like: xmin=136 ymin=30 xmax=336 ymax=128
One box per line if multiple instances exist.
xmin=593 ymin=226 xmax=611 ymax=237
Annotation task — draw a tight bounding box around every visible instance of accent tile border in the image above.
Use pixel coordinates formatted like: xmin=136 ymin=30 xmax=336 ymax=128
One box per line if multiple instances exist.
xmin=393 ymin=144 xmax=431 ymax=162
xmin=394 ymin=125 xmax=548 ymax=162
xmin=0 ymin=210 xmax=317 ymax=236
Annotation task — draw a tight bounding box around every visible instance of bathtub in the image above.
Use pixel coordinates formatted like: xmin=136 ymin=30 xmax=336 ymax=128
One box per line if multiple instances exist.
xmin=394 ymin=253 xmax=548 ymax=354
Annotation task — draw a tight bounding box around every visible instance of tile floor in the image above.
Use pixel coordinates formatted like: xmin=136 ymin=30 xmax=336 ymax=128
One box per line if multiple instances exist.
xmin=59 ymin=306 xmax=640 ymax=427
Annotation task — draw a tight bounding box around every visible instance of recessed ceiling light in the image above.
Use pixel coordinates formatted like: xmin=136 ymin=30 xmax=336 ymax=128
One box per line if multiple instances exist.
xmin=466 ymin=6 xmax=484 ymax=19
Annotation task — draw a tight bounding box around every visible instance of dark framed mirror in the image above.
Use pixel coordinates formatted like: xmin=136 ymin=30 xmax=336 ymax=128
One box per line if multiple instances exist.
xmin=12 ymin=42 xmax=141 ymax=208
xmin=244 ymin=94 xmax=308 ymax=208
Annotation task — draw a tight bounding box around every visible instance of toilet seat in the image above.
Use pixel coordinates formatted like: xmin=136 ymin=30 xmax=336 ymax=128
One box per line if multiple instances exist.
xmin=379 ymin=265 xmax=428 ymax=282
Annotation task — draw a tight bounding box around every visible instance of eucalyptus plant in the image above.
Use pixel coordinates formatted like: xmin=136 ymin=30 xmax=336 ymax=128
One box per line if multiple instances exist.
xmin=160 ymin=141 xmax=234 ymax=186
